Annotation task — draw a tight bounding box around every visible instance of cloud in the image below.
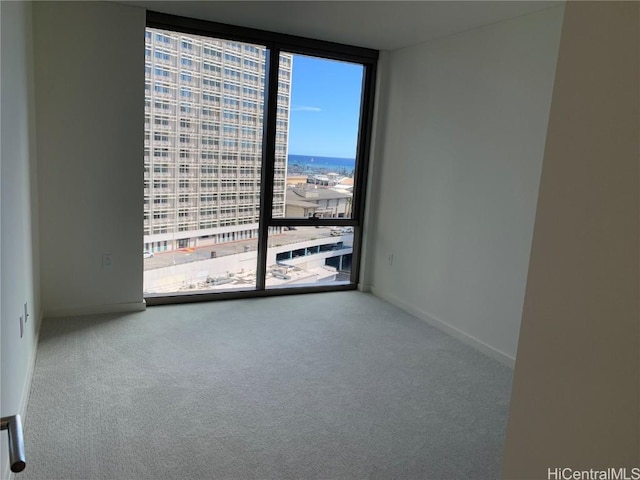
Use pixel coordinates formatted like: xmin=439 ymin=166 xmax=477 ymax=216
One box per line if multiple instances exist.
xmin=291 ymin=106 xmax=322 ymax=112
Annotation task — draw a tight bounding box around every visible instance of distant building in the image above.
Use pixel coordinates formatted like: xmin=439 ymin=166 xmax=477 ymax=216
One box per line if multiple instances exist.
xmin=326 ymin=172 xmax=341 ymax=183
xmin=144 ymin=29 xmax=292 ymax=253
xmin=333 ymin=176 xmax=354 ymax=193
xmin=285 ymin=186 xmax=352 ymax=218
xmin=306 ymin=173 xmax=355 ymax=189
xmin=286 ymin=175 xmax=308 ymax=186
xmin=306 ymin=175 xmax=330 ymax=186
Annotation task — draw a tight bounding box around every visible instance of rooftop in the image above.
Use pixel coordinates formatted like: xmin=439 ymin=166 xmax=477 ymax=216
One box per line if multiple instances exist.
xmin=288 ymin=186 xmax=352 ymax=201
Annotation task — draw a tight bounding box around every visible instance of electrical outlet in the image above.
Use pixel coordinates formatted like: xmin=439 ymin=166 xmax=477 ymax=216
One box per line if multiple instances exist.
xmin=388 ymin=253 xmax=394 ymax=266
xmin=102 ymin=253 xmax=113 ymax=270
xmin=24 ymin=302 xmax=29 ymax=323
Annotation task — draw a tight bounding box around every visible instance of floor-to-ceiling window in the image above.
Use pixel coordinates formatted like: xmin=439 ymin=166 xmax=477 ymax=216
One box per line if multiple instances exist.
xmin=143 ymin=12 xmax=377 ymax=304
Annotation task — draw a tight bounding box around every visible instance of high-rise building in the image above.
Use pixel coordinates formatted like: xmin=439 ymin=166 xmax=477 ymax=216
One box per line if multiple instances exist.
xmin=144 ymin=28 xmax=292 ymax=253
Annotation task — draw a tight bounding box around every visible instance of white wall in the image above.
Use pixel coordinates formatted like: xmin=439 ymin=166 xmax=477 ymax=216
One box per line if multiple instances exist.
xmin=502 ymin=2 xmax=639 ymax=476
xmin=1 ymin=1 xmax=41 ymax=477
xmin=33 ymin=2 xmax=146 ymax=317
xmin=366 ymin=6 xmax=564 ymax=364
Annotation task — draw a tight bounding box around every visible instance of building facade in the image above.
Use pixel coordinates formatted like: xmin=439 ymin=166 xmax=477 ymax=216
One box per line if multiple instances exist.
xmin=144 ymin=28 xmax=292 ymax=252
xmin=285 ymin=186 xmax=352 ymax=218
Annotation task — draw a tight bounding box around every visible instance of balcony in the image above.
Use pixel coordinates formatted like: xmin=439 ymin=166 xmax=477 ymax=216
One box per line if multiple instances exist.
xmin=152 ymin=172 xmax=173 ymax=179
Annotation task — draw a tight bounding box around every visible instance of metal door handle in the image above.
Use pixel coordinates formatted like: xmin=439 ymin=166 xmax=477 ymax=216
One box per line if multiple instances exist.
xmin=1 ymin=415 xmax=26 ymax=473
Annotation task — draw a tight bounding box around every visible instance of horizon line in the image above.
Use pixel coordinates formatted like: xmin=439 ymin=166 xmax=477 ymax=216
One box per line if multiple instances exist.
xmin=289 ymin=153 xmax=356 ymax=160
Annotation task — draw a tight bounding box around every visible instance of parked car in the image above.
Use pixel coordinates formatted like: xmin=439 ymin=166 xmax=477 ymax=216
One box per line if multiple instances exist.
xmin=341 ymin=227 xmax=354 ymax=234
xmin=143 ymin=250 xmax=154 ymax=258
xmin=330 ymin=227 xmax=343 ymax=236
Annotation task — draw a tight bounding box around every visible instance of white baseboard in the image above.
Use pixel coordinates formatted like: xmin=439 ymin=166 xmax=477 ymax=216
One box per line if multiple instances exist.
xmin=19 ymin=309 xmax=42 ymax=418
xmin=3 ymin=309 xmax=43 ymax=480
xmin=44 ymin=300 xmax=146 ymax=319
xmin=370 ymin=287 xmax=515 ymax=369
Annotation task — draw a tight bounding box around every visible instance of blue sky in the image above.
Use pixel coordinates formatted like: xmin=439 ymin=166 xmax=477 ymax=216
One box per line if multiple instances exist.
xmin=287 ymin=55 xmax=363 ymax=159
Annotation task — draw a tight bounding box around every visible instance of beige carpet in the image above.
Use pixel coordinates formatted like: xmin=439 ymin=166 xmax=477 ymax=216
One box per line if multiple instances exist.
xmin=22 ymin=291 xmax=512 ymax=479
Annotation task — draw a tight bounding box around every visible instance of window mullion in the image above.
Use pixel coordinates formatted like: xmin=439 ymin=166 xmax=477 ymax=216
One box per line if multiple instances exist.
xmin=256 ymin=47 xmax=281 ymax=290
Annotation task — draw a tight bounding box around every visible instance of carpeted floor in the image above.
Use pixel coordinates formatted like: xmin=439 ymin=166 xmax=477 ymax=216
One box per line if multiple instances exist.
xmin=22 ymin=291 xmax=512 ymax=479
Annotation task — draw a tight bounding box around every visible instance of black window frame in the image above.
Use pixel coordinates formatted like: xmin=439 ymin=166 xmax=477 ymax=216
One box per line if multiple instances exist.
xmin=145 ymin=11 xmax=378 ymax=306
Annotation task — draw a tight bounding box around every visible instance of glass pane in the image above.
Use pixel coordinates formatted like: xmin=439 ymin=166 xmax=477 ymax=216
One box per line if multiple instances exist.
xmin=143 ymin=28 xmax=266 ymax=295
xmin=266 ymin=226 xmax=354 ymax=289
xmin=276 ymin=54 xmax=363 ymax=220
xmin=144 ymin=238 xmax=258 ymax=294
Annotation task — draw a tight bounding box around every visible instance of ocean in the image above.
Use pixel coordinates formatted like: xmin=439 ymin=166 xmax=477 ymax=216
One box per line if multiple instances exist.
xmin=288 ymin=154 xmax=356 ymax=176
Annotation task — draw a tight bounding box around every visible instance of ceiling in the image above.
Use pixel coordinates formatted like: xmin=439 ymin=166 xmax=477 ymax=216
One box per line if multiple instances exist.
xmin=122 ymin=1 xmax=562 ymax=51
